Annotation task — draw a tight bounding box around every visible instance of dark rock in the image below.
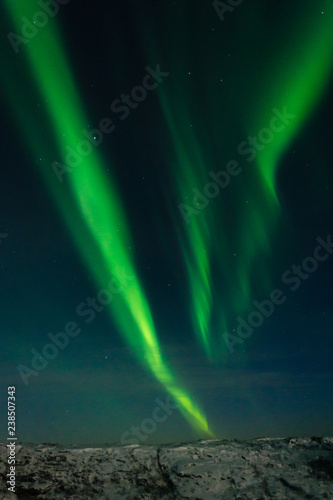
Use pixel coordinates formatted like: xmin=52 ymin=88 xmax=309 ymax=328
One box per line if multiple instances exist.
xmin=1 ymin=436 xmax=332 ymax=499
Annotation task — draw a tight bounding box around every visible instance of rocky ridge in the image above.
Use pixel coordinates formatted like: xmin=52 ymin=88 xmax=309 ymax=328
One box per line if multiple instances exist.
xmin=1 ymin=436 xmax=333 ymax=499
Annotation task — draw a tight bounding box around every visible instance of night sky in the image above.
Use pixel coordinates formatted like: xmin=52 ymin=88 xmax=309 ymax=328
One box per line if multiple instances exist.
xmin=1 ymin=0 xmax=333 ymax=445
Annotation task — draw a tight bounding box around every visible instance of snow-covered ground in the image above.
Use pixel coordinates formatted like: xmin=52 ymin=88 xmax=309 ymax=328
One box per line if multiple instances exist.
xmin=1 ymin=436 xmax=333 ymax=498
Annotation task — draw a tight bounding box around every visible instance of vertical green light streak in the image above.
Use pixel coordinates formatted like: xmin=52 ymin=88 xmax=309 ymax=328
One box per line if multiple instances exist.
xmin=237 ymin=6 xmax=333 ymax=325
xmin=160 ymin=99 xmax=214 ymax=357
xmin=134 ymin=5 xmax=216 ymax=358
xmin=3 ymin=3 xmax=211 ymax=436
xmin=253 ymin=6 xmax=333 ymax=200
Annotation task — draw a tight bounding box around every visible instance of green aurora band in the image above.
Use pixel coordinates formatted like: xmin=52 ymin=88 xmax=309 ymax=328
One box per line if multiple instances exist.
xmin=3 ymin=2 xmax=212 ymax=436
xmin=235 ymin=5 xmax=333 ymax=350
xmin=135 ymin=2 xmax=333 ymax=353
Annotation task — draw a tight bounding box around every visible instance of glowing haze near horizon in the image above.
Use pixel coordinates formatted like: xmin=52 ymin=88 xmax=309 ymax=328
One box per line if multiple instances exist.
xmin=1 ymin=1 xmax=333 ymax=444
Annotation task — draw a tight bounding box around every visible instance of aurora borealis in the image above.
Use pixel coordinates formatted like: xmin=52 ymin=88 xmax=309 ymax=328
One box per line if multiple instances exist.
xmin=1 ymin=0 xmax=333 ymax=444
